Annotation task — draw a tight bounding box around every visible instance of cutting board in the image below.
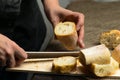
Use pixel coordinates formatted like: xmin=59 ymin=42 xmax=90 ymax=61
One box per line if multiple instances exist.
xmin=5 ymin=51 xmax=120 ymax=79
xmin=6 ymin=58 xmax=120 ymax=77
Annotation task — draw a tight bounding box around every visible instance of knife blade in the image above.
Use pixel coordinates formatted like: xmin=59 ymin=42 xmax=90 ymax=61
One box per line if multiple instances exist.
xmin=26 ymin=51 xmax=80 ymax=58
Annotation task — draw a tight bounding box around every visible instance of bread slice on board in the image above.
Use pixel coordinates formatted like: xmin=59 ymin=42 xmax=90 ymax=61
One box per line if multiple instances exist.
xmin=52 ymin=56 xmax=77 ymax=73
xmin=54 ymin=22 xmax=78 ymax=50
xmin=79 ymin=44 xmax=111 ymax=66
xmin=88 ymin=57 xmax=119 ymax=77
xmin=112 ymin=44 xmax=120 ymax=64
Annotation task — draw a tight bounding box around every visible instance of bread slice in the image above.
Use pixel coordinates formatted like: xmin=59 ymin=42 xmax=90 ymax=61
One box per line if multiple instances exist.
xmin=88 ymin=57 xmax=119 ymax=77
xmin=79 ymin=44 xmax=111 ymax=66
xmin=112 ymin=44 xmax=120 ymax=64
xmin=99 ymin=30 xmax=120 ymax=49
xmin=54 ymin=22 xmax=78 ymax=50
xmin=52 ymin=56 xmax=77 ymax=73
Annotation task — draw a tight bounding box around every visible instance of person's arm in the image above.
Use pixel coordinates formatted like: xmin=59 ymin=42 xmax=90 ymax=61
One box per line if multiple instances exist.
xmin=42 ymin=0 xmax=85 ymax=48
xmin=42 ymin=0 xmax=61 ymax=25
xmin=42 ymin=0 xmax=59 ymax=9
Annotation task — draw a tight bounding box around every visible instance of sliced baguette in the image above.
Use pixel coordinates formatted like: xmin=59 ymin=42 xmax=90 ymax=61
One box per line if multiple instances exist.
xmin=52 ymin=56 xmax=77 ymax=73
xmin=112 ymin=44 xmax=120 ymax=64
xmin=54 ymin=22 xmax=78 ymax=50
xmin=79 ymin=44 xmax=111 ymax=66
xmin=88 ymin=57 xmax=119 ymax=77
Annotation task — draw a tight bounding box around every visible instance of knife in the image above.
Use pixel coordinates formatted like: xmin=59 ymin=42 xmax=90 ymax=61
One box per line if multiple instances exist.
xmin=26 ymin=51 xmax=80 ymax=58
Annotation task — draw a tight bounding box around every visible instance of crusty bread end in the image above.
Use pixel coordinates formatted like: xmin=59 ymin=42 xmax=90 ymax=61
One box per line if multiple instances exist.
xmin=99 ymin=30 xmax=120 ymax=49
xmin=54 ymin=22 xmax=78 ymax=50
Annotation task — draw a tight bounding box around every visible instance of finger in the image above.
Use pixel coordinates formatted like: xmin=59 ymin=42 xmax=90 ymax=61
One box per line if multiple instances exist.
xmin=75 ymin=13 xmax=85 ymax=48
xmin=76 ymin=13 xmax=85 ymax=31
xmin=5 ymin=41 xmax=26 ymax=67
xmin=0 ymin=56 xmax=6 ymax=67
xmin=14 ymin=50 xmax=27 ymax=66
xmin=78 ymin=25 xmax=85 ymax=48
xmin=8 ymin=53 xmax=16 ymax=67
xmin=5 ymin=47 xmax=16 ymax=67
xmin=12 ymin=41 xmax=27 ymax=60
xmin=53 ymin=19 xmax=60 ymax=27
xmin=0 ymin=49 xmax=6 ymax=66
xmin=15 ymin=59 xmax=24 ymax=66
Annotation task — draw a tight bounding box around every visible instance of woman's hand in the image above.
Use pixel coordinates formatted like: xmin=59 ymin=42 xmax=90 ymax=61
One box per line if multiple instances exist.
xmin=47 ymin=7 xmax=85 ymax=48
xmin=0 ymin=34 xmax=27 ymax=67
xmin=42 ymin=0 xmax=85 ymax=48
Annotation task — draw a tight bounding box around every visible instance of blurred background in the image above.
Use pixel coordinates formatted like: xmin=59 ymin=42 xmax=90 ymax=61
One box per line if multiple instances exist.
xmin=45 ymin=0 xmax=120 ymax=51
xmin=59 ymin=0 xmax=120 ymax=8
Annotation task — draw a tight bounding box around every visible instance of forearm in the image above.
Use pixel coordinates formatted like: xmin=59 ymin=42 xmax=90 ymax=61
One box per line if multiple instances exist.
xmin=42 ymin=0 xmax=60 ymax=12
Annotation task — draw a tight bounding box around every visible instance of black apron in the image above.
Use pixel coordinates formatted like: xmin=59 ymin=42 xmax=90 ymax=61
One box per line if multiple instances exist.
xmin=0 ymin=0 xmax=47 ymax=79
xmin=0 ymin=0 xmax=21 ymax=18
xmin=0 ymin=0 xmax=46 ymax=51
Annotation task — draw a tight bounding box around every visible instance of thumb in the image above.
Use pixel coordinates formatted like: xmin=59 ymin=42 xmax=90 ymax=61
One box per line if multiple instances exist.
xmin=53 ymin=21 xmax=59 ymax=28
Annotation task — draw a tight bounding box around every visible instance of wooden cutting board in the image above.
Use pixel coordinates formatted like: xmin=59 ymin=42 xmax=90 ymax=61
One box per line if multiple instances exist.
xmin=6 ymin=58 xmax=120 ymax=77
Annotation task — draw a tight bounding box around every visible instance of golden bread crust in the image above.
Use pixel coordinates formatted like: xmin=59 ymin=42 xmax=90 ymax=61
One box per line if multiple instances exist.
xmin=99 ymin=30 xmax=120 ymax=49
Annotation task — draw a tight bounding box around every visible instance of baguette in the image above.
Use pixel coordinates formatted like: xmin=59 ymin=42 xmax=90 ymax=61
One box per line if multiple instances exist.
xmin=52 ymin=56 xmax=77 ymax=73
xmin=99 ymin=30 xmax=120 ymax=49
xmin=54 ymin=22 xmax=78 ymax=50
xmin=88 ymin=57 xmax=119 ymax=77
xmin=112 ymin=44 xmax=120 ymax=64
xmin=79 ymin=44 xmax=111 ymax=66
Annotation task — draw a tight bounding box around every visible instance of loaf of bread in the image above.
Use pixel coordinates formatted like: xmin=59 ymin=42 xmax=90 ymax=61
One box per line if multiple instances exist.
xmin=52 ymin=56 xmax=77 ymax=73
xmin=112 ymin=44 xmax=120 ymax=64
xmin=79 ymin=44 xmax=111 ymax=66
xmin=88 ymin=57 xmax=119 ymax=77
xmin=99 ymin=30 xmax=120 ymax=49
xmin=54 ymin=22 xmax=78 ymax=50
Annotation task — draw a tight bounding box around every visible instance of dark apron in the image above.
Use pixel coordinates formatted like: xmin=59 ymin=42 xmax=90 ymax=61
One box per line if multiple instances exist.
xmin=0 ymin=0 xmax=46 ymax=51
xmin=0 ymin=0 xmax=21 ymax=18
xmin=0 ymin=0 xmax=47 ymax=80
